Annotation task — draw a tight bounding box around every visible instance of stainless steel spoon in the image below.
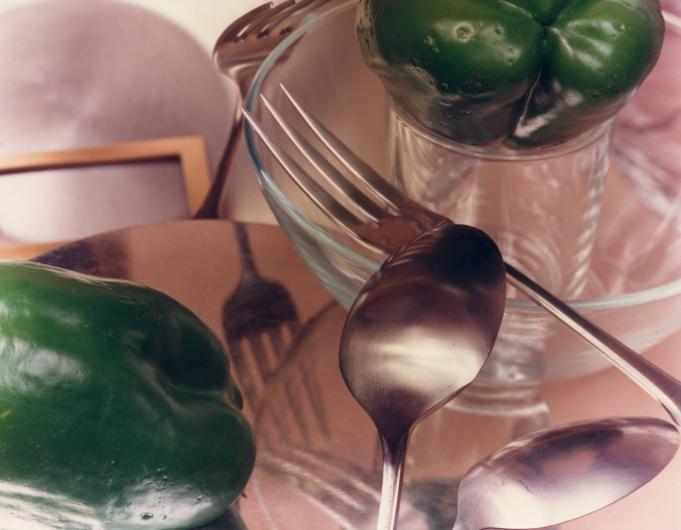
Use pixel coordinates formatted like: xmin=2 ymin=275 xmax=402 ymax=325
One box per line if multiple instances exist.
xmin=339 ymin=223 xmax=507 ymax=530
xmin=452 ymin=416 xmax=679 ymax=530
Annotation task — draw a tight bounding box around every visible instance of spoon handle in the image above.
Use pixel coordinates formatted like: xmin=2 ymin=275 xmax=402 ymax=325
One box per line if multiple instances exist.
xmin=376 ymin=433 xmax=409 ymax=530
xmin=506 ymin=263 xmax=681 ymax=426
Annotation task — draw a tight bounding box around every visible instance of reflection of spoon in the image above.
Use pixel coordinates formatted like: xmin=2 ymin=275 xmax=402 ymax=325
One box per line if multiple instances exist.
xmin=340 ymin=224 xmax=507 ymax=530
xmin=452 ymin=417 xmax=679 ymax=530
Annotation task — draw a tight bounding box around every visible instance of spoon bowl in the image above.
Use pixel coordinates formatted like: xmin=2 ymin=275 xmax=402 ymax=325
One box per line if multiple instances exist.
xmin=340 ymin=223 xmax=506 ymax=529
xmin=453 ymin=417 xmax=680 ymax=530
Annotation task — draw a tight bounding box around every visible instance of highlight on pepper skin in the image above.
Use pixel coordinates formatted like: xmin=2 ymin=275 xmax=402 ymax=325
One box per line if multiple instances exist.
xmin=0 ymin=261 xmax=256 ymax=529
xmin=357 ymin=0 xmax=665 ymax=147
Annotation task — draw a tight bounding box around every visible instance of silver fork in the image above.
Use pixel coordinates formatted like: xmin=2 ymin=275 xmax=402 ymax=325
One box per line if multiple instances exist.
xmin=196 ymin=0 xmax=338 ymax=218
xmin=214 ymin=0 xmax=338 ymax=86
xmin=242 ymin=85 xmax=681 ymax=426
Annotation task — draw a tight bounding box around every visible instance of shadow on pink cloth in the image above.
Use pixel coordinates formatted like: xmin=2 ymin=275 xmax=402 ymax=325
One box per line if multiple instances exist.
xmin=0 ymin=0 xmax=236 ymax=243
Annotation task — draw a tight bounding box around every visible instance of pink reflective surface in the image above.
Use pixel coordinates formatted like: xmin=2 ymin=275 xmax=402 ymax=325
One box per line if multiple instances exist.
xmin=35 ymin=220 xmax=680 ymax=529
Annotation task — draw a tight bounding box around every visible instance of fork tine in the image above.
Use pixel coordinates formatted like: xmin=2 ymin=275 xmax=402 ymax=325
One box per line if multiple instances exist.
xmin=258 ymin=0 xmax=318 ymax=36
xmin=280 ymin=83 xmax=406 ymax=210
xmin=243 ymin=108 xmax=384 ymax=250
xmin=260 ymin=95 xmax=386 ymax=223
xmin=272 ymin=0 xmax=335 ymax=35
xmin=241 ymin=0 xmax=296 ymax=39
xmin=265 ymin=327 xmax=313 ymax=441
xmin=214 ymin=2 xmax=274 ymax=45
xmin=225 ymin=339 xmax=260 ymax=411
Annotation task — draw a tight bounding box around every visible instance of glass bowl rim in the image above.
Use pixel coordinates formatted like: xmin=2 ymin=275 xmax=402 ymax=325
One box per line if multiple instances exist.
xmin=244 ymin=0 xmax=681 ymax=313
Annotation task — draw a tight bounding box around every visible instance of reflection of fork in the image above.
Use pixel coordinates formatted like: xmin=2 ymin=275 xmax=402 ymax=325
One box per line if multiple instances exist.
xmin=261 ymin=445 xmax=453 ymax=530
xmin=261 ymin=445 xmax=379 ymax=529
xmin=222 ymin=222 xmax=326 ymax=439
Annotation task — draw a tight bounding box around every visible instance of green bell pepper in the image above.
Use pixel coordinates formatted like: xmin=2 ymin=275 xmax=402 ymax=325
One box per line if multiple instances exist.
xmin=0 ymin=262 xmax=255 ymax=529
xmin=357 ymin=0 xmax=665 ymax=147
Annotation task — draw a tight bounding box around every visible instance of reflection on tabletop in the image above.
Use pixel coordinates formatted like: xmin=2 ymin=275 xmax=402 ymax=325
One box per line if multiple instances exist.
xmin=33 ymin=219 xmax=680 ymax=529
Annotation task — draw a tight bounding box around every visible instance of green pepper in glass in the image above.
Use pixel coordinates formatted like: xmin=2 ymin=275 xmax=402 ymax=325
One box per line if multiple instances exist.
xmin=357 ymin=0 xmax=665 ymax=147
xmin=0 ymin=261 xmax=255 ymax=529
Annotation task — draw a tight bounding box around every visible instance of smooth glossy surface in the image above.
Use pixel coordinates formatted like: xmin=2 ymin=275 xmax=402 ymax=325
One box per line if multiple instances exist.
xmin=340 ymin=224 xmax=506 ymax=530
xmin=452 ymin=417 xmax=679 ymax=530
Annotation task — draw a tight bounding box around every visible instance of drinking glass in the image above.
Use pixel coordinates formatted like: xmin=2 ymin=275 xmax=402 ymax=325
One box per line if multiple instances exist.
xmin=388 ymin=108 xmax=612 ymax=298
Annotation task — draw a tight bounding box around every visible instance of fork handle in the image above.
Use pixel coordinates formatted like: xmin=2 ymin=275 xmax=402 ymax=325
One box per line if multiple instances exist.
xmin=505 ymin=263 xmax=681 ymax=426
xmin=233 ymin=222 xmax=260 ymax=276
xmin=194 ymin=108 xmax=244 ymax=219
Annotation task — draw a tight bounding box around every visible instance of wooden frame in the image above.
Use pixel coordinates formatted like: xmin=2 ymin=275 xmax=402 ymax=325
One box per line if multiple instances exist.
xmin=0 ymin=136 xmax=212 ymax=260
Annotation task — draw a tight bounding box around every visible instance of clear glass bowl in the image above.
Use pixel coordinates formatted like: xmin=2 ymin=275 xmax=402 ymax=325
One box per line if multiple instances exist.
xmin=244 ymin=0 xmax=681 ymax=391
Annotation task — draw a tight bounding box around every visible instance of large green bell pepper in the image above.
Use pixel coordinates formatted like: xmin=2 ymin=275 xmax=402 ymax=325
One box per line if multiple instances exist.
xmin=357 ymin=0 xmax=665 ymax=147
xmin=0 ymin=262 xmax=255 ymax=529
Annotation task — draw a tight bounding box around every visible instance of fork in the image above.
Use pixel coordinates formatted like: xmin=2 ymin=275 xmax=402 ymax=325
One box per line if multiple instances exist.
xmin=195 ymin=0 xmax=338 ymax=218
xmin=242 ymin=85 xmax=681 ymax=426
xmin=260 ymin=445 xmax=380 ymax=528
xmin=222 ymin=224 xmax=298 ymax=404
